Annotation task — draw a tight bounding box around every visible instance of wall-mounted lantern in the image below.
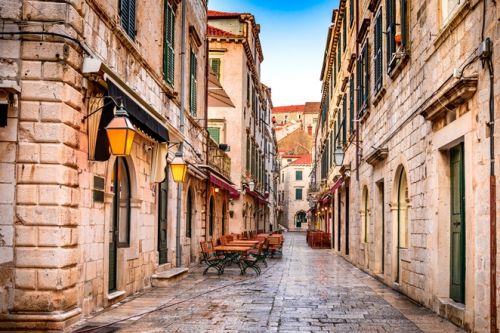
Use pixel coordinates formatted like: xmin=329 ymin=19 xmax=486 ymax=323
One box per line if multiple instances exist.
xmin=333 ymin=146 xmax=344 ymax=166
xmin=170 ymin=151 xmax=187 ymax=183
xmin=105 ymin=103 xmax=136 ymax=156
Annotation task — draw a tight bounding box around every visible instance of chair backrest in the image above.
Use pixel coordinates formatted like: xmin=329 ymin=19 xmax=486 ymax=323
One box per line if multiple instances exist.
xmin=268 ymin=237 xmax=281 ymax=246
xmin=256 ymin=235 xmax=267 ymax=242
xmin=219 ymin=236 xmax=227 ymax=245
xmin=200 ymin=241 xmax=215 ymax=256
xmin=226 ymin=235 xmax=234 ymax=242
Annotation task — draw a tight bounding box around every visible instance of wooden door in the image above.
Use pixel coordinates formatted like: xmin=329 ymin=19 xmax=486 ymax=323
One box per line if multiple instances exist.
xmin=450 ymin=143 xmax=465 ymax=303
xmin=158 ymin=176 xmax=168 ymax=265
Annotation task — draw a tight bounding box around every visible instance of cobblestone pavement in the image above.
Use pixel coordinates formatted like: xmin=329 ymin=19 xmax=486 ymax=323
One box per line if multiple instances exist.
xmin=74 ymin=232 xmax=464 ymax=333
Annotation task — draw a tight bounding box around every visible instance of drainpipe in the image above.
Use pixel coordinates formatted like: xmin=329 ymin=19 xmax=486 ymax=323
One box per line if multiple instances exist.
xmin=175 ymin=0 xmax=187 ymax=268
xmin=204 ymin=19 xmax=210 ymax=239
xmin=355 ymin=0 xmax=360 ymax=182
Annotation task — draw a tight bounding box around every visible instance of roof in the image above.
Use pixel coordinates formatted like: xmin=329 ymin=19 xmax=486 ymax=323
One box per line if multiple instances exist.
xmin=290 ymin=154 xmax=312 ymax=165
xmin=207 ymin=25 xmax=238 ymax=38
xmin=208 ymin=10 xmax=243 ymax=18
xmin=272 ymin=102 xmax=320 ymax=114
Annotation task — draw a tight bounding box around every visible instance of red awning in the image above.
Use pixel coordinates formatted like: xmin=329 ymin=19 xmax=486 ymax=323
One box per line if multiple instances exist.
xmin=209 ymin=174 xmax=240 ymax=199
xmin=329 ymin=177 xmax=344 ymax=193
xmin=319 ymin=195 xmax=331 ymax=204
xmin=245 ymin=188 xmax=268 ymax=204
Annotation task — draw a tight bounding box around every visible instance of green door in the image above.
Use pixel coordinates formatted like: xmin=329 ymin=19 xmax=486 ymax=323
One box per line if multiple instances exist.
xmin=450 ymin=143 xmax=465 ymax=303
xmin=158 ymin=176 xmax=168 ymax=265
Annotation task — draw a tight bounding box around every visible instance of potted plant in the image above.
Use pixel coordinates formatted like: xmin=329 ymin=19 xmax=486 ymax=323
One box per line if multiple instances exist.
xmin=394 ymin=33 xmax=402 ymax=45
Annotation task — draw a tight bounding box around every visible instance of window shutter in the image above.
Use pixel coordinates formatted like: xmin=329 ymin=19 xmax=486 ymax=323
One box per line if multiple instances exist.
xmin=337 ymin=111 xmax=341 ymax=145
xmin=363 ymin=42 xmax=369 ymax=107
xmin=207 ymin=127 xmax=220 ymax=144
xmin=128 ymin=0 xmax=136 ymax=38
xmin=356 ymin=60 xmax=362 ymax=115
xmin=120 ymin=0 xmax=129 ymax=35
xmin=343 ymin=18 xmax=347 ymax=51
xmin=342 ymin=95 xmax=347 ymax=143
xmin=164 ymin=2 xmax=175 ymax=85
xmin=210 ymin=58 xmax=221 ymax=80
xmin=337 ymin=40 xmax=342 ymax=71
xmin=400 ymin=0 xmax=408 ymax=48
xmin=349 ymin=0 xmax=354 ymax=26
xmin=349 ymin=73 xmax=354 ymax=133
xmin=190 ymin=50 xmax=197 ymax=115
xmin=386 ymin=0 xmax=396 ymax=70
xmin=374 ymin=9 xmax=383 ymax=93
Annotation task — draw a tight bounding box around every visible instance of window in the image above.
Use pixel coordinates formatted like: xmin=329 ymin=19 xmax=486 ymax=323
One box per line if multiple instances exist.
xmin=295 ymin=188 xmax=303 ymax=200
xmin=349 ymin=73 xmax=354 ymax=133
xmin=189 ymin=49 xmax=197 ymax=116
xmin=112 ymin=157 xmax=131 ymax=246
xmin=313 ymin=117 xmax=317 ymax=124
xmin=207 ymin=127 xmax=220 ymax=144
xmin=357 ymin=41 xmax=369 ymax=116
xmin=343 ymin=16 xmax=347 ymax=51
xmin=337 ymin=39 xmax=342 ymax=71
xmin=441 ymin=0 xmax=462 ymax=24
xmin=209 ymin=58 xmax=221 ymax=81
xmin=295 ymin=170 xmax=303 ymax=181
xmin=386 ymin=0 xmax=408 ymax=73
xmin=374 ymin=8 xmax=383 ymax=93
xmin=163 ymin=1 xmax=175 ymax=85
xmin=120 ymin=0 xmax=136 ymax=39
xmin=246 ymin=135 xmax=250 ymax=171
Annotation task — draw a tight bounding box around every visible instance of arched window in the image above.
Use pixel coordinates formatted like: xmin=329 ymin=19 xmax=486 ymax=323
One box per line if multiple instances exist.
xmin=186 ymin=188 xmax=193 ymax=238
xmin=362 ymin=186 xmax=369 ymax=243
xmin=113 ymin=157 xmax=131 ymax=246
xmin=397 ymin=169 xmax=409 ymax=248
xmin=209 ymin=197 xmax=214 ymax=237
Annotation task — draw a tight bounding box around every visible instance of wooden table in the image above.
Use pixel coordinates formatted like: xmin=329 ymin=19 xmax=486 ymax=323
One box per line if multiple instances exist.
xmin=213 ymin=245 xmax=260 ymax=275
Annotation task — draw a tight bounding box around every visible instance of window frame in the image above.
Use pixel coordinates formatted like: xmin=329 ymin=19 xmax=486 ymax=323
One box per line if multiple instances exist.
xmin=374 ymin=7 xmax=383 ymax=94
xmin=295 ymin=188 xmax=303 ymax=201
xmin=163 ymin=1 xmax=175 ymax=85
xmin=189 ymin=49 xmax=198 ymax=116
xmin=119 ymin=0 xmax=136 ymax=40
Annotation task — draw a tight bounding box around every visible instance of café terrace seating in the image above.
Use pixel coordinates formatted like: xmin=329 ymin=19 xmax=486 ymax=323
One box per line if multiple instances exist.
xmin=199 ymin=231 xmax=284 ymax=276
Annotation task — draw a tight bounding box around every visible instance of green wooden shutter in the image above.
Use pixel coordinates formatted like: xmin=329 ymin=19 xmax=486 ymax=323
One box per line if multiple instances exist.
xmin=163 ymin=2 xmax=175 ymax=85
xmin=207 ymin=127 xmax=220 ymax=144
xmin=343 ymin=18 xmax=347 ymax=51
xmin=349 ymin=0 xmax=354 ymax=26
xmin=120 ymin=0 xmax=135 ymax=39
xmin=342 ymin=95 xmax=347 ymax=143
xmin=362 ymin=42 xmax=369 ymax=107
xmin=210 ymin=58 xmax=221 ymax=80
xmin=337 ymin=39 xmax=342 ymax=71
xmin=349 ymin=73 xmax=354 ymax=133
xmin=356 ymin=60 xmax=361 ymax=115
xmin=374 ymin=9 xmax=383 ymax=93
xmin=246 ymin=135 xmax=250 ymax=171
xmin=386 ymin=0 xmax=396 ymax=71
xmin=190 ymin=50 xmax=197 ymax=116
xmin=296 ymin=188 xmax=303 ymax=200
xmin=400 ymin=0 xmax=408 ymax=48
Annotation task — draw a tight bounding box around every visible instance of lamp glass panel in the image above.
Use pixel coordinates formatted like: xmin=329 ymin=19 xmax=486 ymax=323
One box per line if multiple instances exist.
xmin=107 ymin=129 xmax=128 ymax=155
xmin=124 ymin=130 xmax=135 ymax=155
xmin=171 ymin=163 xmax=187 ymax=183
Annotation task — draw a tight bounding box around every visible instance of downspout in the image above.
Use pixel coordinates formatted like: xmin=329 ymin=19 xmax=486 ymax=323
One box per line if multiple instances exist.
xmin=175 ymin=0 xmax=187 ymax=268
xmin=204 ymin=20 xmax=211 ymax=240
xmin=355 ymin=0 xmax=360 ymax=182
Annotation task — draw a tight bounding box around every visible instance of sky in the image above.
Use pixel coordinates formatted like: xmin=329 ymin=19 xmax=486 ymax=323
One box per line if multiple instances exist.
xmin=208 ymin=0 xmax=338 ymax=107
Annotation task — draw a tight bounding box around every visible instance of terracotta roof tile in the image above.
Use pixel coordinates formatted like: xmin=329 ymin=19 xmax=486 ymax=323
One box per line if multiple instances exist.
xmin=289 ymin=154 xmax=312 ymax=165
xmin=303 ymin=102 xmax=321 ymax=114
xmin=207 ymin=25 xmax=238 ymax=38
xmin=208 ymin=10 xmax=242 ymax=18
xmin=272 ymin=105 xmax=304 ymax=114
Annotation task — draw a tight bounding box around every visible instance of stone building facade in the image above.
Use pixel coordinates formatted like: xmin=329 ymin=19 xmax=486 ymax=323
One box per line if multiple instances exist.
xmin=0 ymin=0 xmax=230 ymax=330
xmin=272 ymin=102 xmax=320 ymax=136
xmin=207 ymin=10 xmax=278 ymax=234
xmin=311 ymin=0 xmax=499 ymax=332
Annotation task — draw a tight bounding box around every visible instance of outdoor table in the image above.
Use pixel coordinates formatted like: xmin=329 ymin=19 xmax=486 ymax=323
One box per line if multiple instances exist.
xmin=214 ymin=245 xmax=256 ymax=275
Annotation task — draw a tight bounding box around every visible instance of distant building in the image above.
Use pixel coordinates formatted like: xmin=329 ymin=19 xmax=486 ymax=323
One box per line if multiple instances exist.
xmin=272 ymin=102 xmax=320 ymax=136
xmin=207 ymin=10 xmax=278 ymax=233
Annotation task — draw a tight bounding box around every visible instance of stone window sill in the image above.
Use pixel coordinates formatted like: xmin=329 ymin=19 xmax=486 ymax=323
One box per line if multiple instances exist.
xmin=107 ymin=290 xmax=126 ymax=301
xmin=433 ymin=1 xmax=471 ymax=49
xmin=372 ymin=87 xmax=386 ymax=106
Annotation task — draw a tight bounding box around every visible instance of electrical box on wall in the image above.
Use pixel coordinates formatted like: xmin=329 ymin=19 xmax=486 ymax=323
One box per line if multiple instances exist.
xmin=0 ymin=101 xmax=8 ymax=127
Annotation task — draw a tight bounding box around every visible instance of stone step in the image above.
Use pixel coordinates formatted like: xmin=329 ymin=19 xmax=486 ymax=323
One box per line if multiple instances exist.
xmin=151 ymin=267 xmax=189 ymax=288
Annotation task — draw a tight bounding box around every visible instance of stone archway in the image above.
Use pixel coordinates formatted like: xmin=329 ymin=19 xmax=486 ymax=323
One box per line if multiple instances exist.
xmin=295 ymin=211 xmax=307 ymax=228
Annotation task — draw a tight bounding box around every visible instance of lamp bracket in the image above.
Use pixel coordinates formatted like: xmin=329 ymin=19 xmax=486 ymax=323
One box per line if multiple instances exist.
xmin=82 ymin=96 xmax=122 ymax=122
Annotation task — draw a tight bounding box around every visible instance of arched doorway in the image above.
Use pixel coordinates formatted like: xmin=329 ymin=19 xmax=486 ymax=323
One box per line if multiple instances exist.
xmin=295 ymin=211 xmax=306 ymax=228
xmin=109 ymin=157 xmax=131 ymax=292
xmin=395 ymin=167 xmax=409 ymax=283
xmin=208 ymin=196 xmax=214 ymax=238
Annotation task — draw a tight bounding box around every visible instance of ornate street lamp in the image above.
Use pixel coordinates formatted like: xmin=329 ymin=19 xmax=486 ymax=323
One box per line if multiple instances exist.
xmin=333 ymin=146 xmax=344 ymax=166
xmin=170 ymin=151 xmax=188 ymax=183
xmin=105 ymin=103 xmax=136 ymax=156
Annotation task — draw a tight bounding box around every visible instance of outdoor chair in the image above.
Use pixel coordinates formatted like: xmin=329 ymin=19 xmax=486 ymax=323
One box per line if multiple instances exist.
xmin=241 ymin=231 xmax=249 ymax=240
xmin=200 ymin=241 xmax=225 ymax=275
xmin=268 ymin=236 xmax=283 ymax=258
xmin=239 ymin=252 xmax=261 ymax=275
xmin=248 ymin=239 xmax=268 ymax=267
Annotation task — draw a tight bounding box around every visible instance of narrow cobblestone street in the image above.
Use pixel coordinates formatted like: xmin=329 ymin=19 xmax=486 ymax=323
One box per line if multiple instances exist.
xmin=74 ymin=233 xmax=464 ymax=333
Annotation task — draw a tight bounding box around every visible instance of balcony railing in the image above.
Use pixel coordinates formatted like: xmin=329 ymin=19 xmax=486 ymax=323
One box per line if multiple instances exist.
xmin=207 ymin=138 xmax=231 ymax=179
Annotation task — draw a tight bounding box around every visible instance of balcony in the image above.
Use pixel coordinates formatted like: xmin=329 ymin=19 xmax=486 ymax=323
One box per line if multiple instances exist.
xmin=207 ymin=138 xmax=231 ymax=179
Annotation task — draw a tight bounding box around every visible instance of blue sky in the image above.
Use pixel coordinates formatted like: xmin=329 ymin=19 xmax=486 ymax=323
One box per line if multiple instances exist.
xmin=208 ymin=0 xmax=338 ymax=107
